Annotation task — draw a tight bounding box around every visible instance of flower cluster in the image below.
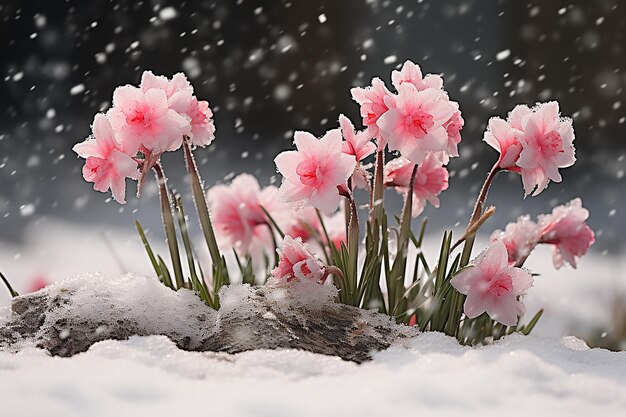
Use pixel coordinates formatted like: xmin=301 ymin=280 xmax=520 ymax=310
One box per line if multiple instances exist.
xmin=484 ymin=102 xmax=575 ymax=196
xmin=71 ymin=62 xmax=595 ymax=344
xmin=491 ymin=198 xmax=595 ymax=269
xmin=73 ymin=71 xmax=215 ymax=203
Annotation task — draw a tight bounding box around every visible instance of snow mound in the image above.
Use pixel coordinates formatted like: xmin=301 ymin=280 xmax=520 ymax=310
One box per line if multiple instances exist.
xmin=1 ymin=332 xmax=625 ymax=416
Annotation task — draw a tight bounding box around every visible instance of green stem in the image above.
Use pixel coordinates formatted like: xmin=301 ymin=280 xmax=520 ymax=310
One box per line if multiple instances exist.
xmin=153 ymin=163 xmax=185 ymax=289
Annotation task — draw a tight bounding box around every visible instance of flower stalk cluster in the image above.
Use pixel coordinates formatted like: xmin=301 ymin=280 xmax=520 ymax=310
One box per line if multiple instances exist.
xmin=66 ymin=63 xmax=595 ymax=345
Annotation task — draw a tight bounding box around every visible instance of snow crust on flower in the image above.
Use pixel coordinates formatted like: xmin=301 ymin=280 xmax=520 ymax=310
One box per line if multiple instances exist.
xmin=538 ymin=198 xmax=595 ymax=269
xmin=384 ymin=154 xmax=448 ymax=217
xmin=451 ymin=240 xmax=534 ymax=326
xmin=391 ymin=60 xmax=444 ymax=91
xmin=207 ymin=174 xmax=279 ymax=259
xmin=106 ymin=85 xmax=190 ymax=154
xmin=271 ymin=236 xmax=326 ymax=282
xmin=72 ymin=114 xmax=139 ymax=204
xmin=515 ymin=102 xmax=576 ymax=196
xmin=491 ymin=215 xmax=541 ymax=266
xmin=274 ymin=129 xmax=356 ymax=215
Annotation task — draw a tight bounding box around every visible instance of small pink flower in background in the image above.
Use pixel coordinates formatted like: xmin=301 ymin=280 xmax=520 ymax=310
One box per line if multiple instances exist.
xmin=538 ymin=198 xmax=595 ymax=269
xmin=321 ymin=210 xmax=347 ymax=250
xmin=73 ymin=114 xmax=140 ymax=204
xmin=106 ymin=85 xmax=190 ymax=155
xmin=451 ymin=240 xmax=534 ymax=326
xmin=515 ymin=101 xmax=576 ymax=196
xmin=207 ymin=174 xmax=279 ymax=259
xmin=377 ymin=83 xmax=456 ymax=164
xmin=26 ymin=275 xmax=48 ymax=293
xmin=274 ymin=129 xmax=356 ymax=215
xmin=272 ymin=235 xmax=327 ymax=282
xmin=277 ymin=206 xmax=320 ymax=243
xmin=384 ymin=154 xmax=449 ymax=217
xmin=491 ymin=215 xmax=541 ymax=266
xmin=391 ymin=60 xmax=443 ymax=91
xmin=483 ymin=116 xmax=523 ymax=169
xmin=350 ymin=77 xmax=393 ymax=142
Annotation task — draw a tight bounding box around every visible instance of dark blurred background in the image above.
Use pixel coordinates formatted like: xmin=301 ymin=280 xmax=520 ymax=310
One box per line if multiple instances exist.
xmin=0 ymin=0 xmax=624 ymax=254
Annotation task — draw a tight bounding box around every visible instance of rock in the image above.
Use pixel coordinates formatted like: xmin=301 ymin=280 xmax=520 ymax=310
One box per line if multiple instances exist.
xmin=0 ymin=274 xmax=416 ymax=363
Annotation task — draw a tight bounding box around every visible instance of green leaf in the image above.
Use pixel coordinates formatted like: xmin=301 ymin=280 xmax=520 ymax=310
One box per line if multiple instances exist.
xmin=521 ymin=309 xmax=544 ymax=335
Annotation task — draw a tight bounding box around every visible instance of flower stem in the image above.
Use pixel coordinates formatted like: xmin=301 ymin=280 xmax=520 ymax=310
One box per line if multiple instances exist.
xmin=370 ymin=150 xmax=385 ymax=225
xmin=182 ymin=139 xmax=224 ymax=273
xmin=153 ymin=162 xmax=185 ymax=289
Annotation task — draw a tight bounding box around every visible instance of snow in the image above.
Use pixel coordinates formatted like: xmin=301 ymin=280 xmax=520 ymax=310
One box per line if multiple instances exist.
xmin=1 ymin=332 xmax=625 ymax=416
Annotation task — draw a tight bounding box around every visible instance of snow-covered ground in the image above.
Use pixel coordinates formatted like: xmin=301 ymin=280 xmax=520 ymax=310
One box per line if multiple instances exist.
xmin=1 ymin=333 xmax=625 ymax=416
xmin=1 ymin=218 xmax=625 ymax=416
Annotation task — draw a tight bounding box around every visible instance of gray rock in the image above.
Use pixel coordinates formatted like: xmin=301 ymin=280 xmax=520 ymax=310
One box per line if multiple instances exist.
xmin=0 ymin=274 xmax=416 ymax=363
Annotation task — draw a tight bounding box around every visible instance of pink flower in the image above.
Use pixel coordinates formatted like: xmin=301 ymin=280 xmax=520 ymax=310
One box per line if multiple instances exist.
xmin=515 ymin=102 xmax=576 ymax=196
xmin=377 ymin=83 xmax=456 ymax=164
xmin=207 ymin=174 xmax=278 ymax=258
xmin=106 ymin=85 xmax=190 ymax=155
xmin=451 ymin=240 xmax=534 ymax=326
xmin=321 ymin=210 xmax=347 ymax=250
xmin=384 ymin=154 xmax=449 ymax=217
xmin=483 ymin=116 xmax=523 ymax=169
xmin=276 ymin=206 xmax=320 ymax=243
xmin=391 ymin=60 xmax=443 ymax=91
xmin=73 ymin=114 xmax=140 ymax=204
xmin=272 ymin=235 xmax=327 ymax=282
xmin=338 ymin=114 xmax=376 ymax=162
xmin=350 ymin=77 xmax=393 ymax=142
xmin=491 ymin=215 xmax=541 ymax=266
xmin=26 ymin=274 xmax=48 ymax=293
xmin=538 ymin=198 xmax=595 ymax=269
xmin=274 ymin=129 xmax=356 ymax=215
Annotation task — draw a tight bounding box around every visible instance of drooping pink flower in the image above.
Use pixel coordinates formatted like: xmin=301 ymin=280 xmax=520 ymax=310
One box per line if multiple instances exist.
xmin=274 ymin=129 xmax=356 ymax=215
xmin=451 ymin=240 xmax=534 ymax=326
xmin=207 ymin=174 xmax=279 ymax=259
xmin=73 ymin=114 xmax=140 ymax=204
xmin=377 ymin=83 xmax=456 ymax=164
xmin=538 ymin=198 xmax=595 ymax=269
xmin=515 ymin=102 xmax=576 ymax=196
xmin=443 ymin=103 xmax=464 ymax=160
xmin=391 ymin=60 xmax=443 ymax=91
xmin=483 ymin=116 xmax=523 ymax=169
xmin=491 ymin=215 xmax=541 ymax=266
xmin=272 ymin=235 xmax=327 ymax=282
xmin=350 ymin=77 xmax=394 ymax=143
xmin=106 ymin=85 xmax=190 ymax=155
xmin=384 ymin=154 xmax=449 ymax=217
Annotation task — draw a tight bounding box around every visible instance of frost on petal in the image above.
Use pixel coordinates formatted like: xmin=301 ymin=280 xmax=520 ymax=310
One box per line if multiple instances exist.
xmin=491 ymin=215 xmax=541 ymax=266
xmin=272 ymin=236 xmax=326 ymax=282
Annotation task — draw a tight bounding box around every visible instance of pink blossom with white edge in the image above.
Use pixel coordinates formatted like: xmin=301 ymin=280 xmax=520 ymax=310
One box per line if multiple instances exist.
xmin=483 ymin=116 xmax=523 ymax=169
xmin=377 ymin=83 xmax=456 ymax=164
xmin=451 ymin=240 xmax=534 ymax=326
xmin=140 ymin=71 xmax=193 ymax=99
xmin=538 ymin=198 xmax=595 ymax=269
xmin=384 ymin=154 xmax=449 ymax=217
xmin=443 ymin=103 xmax=464 ymax=160
xmin=391 ymin=60 xmax=444 ymax=91
xmin=274 ymin=129 xmax=356 ymax=215
xmin=73 ymin=114 xmax=140 ymax=204
xmin=275 ymin=206 xmax=320 ymax=243
xmin=491 ymin=215 xmax=541 ymax=266
xmin=338 ymin=114 xmax=376 ymax=189
xmin=207 ymin=173 xmax=279 ymax=259
xmin=515 ymin=101 xmax=576 ymax=196
xmin=350 ymin=77 xmax=393 ymax=144
xmin=272 ymin=235 xmax=327 ymax=282
xmin=106 ymin=85 xmax=190 ymax=155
